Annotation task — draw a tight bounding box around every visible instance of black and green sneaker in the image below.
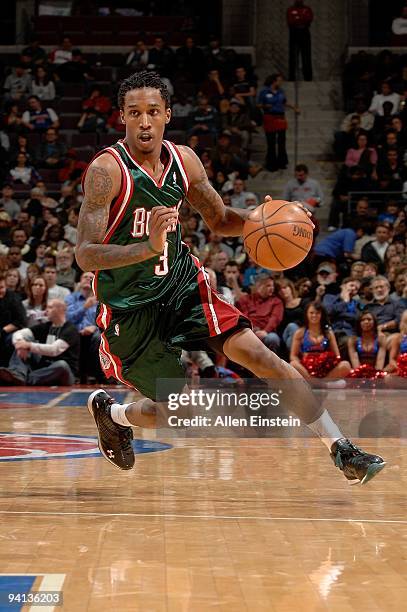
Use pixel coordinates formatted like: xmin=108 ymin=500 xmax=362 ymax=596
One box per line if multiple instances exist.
xmin=88 ymin=389 xmax=135 ymax=470
xmin=331 ymin=438 xmax=386 ymax=484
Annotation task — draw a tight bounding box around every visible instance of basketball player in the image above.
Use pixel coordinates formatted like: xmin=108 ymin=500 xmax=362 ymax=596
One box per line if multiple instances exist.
xmin=76 ymin=72 xmax=385 ymax=484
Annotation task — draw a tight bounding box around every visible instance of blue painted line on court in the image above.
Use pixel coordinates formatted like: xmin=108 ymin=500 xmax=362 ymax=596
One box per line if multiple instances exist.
xmin=0 ymin=392 xmax=60 ymax=405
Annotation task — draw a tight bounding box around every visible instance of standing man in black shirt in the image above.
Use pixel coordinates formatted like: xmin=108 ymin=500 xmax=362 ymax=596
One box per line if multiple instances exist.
xmin=0 ymin=298 xmax=79 ymax=385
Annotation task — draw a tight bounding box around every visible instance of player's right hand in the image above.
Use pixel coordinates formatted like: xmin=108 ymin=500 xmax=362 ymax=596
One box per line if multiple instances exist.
xmin=148 ymin=206 xmax=178 ymax=253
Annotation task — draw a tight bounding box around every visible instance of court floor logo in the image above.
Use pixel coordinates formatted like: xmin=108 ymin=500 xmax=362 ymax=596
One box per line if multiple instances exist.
xmin=0 ymin=433 xmax=172 ymax=462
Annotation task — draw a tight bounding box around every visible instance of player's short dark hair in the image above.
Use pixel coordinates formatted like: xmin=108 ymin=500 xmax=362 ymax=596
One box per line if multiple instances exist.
xmin=118 ymin=71 xmax=170 ymax=110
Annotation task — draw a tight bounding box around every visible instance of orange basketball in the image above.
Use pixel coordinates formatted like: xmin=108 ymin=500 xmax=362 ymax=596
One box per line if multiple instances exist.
xmin=243 ymin=199 xmax=313 ymax=271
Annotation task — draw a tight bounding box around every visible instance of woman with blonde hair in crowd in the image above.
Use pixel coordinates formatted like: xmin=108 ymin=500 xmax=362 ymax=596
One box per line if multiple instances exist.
xmin=5 ymin=268 xmax=23 ymax=298
xmin=22 ymin=275 xmax=49 ymax=326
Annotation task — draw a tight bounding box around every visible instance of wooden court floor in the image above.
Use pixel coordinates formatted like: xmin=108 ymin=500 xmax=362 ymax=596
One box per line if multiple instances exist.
xmin=0 ymin=386 xmax=406 ymax=612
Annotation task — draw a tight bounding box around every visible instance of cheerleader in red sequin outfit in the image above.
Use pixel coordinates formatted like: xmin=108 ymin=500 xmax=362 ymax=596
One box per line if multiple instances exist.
xmin=347 ymin=312 xmax=387 ymax=378
xmin=290 ymin=302 xmax=351 ymax=381
xmin=386 ymin=310 xmax=407 ymax=378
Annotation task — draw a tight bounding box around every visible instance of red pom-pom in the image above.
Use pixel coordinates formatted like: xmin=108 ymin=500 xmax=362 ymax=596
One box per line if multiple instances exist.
xmin=396 ymin=353 xmax=407 ymax=378
xmin=301 ymin=351 xmax=340 ymax=378
xmin=348 ymin=363 xmax=387 ymax=379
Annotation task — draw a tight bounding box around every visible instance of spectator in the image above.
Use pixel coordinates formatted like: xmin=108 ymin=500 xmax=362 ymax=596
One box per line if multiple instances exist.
xmin=106 ymin=106 xmax=126 ymax=134
xmin=365 ymin=275 xmax=403 ymax=334
xmin=376 ymin=149 xmax=404 ymax=190
xmin=49 ymin=37 xmax=73 ymax=66
xmin=9 ymin=134 xmax=36 ymax=166
xmin=64 ymin=208 xmax=79 ymax=245
xmin=378 ymin=200 xmax=400 ymax=225
xmin=218 ymin=260 xmax=244 ymax=305
xmin=8 ymin=153 xmax=41 ymax=187
xmin=204 ymin=37 xmax=230 ymax=74
xmin=348 ymin=312 xmax=387 ymax=378
xmin=0 ymin=273 xmax=27 ymax=366
xmin=65 ymin=271 xmax=97 ymax=331
xmin=344 ymin=133 xmax=377 ymax=176
xmin=386 ymin=310 xmax=407 ymax=376
xmin=82 ymin=86 xmax=111 ymax=117
xmin=283 ymin=164 xmax=324 ymax=210
xmin=22 ymin=39 xmax=47 ymax=66
xmin=206 ymin=249 xmax=231 ymax=284
xmin=9 ymin=228 xmax=33 ymax=261
xmin=171 ymin=95 xmax=193 ymax=119
xmin=2 ymin=103 xmax=23 ymax=133
xmin=0 ymin=184 xmax=20 ymax=220
xmin=341 ymin=97 xmax=374 ymax=132
xmin=258 ymin=73 xmax=299 ymax=171
xmin=23 ymin=275 xmax=49 ymax=326
xmin=21 ymin=96 xmax=59 ymax=132
xmin=313 ymin=227 xmax=357 ymax=263
xmin=350 ymin=260 xmax=367 ymax=281
xmin=126 ymin=40 xmax=149 ymax=70
xmin=36 ymin=128 xmax=67 ymax=169
xmin=44 ymin=265 xmax=70 ymax=301
xmin=232 ymin=66 xmax=257 ymax=115
xmin=313 ymin=262 xmax=340 ymax=298
xmin=56 ymin=248 xmax=76 ymax=291
xmin=33 ymin=242 xmax=47 ymax=270
xmin=391 ymin=6 xmax=407 ymax=36
xmin=230 ymin=178 xmax=251 ymax=209
xmin=221 ymin=99 xmax=254 ymax=149
xmin=237 ymin=274 xmax=284 ymax=352
xmin=58 ymin=49 xmax=94 ymax=83
xmin=361 ymin=223 xmax=392 ymax=273
xmin=31 ymin=66 xmax=56 ymax=101
xmin=328 ymin=165 xmax=372 ymax=230
xmin=369 ymin=82 xmax=400 ymax=117
xmin=290 ymin=302 xmax=351 ymax=381
xmin=390 ymin=270 xmax=407 ymax=302
xmin=287 ymin=0 xmax=313 ymax=81
xmin=3 ymin=64 xmax=32 ymax=101
xmin=176 ymin=37 xmax=205 ymax=83
xmin=188 ymin=96 xmax=219 ymax=138
xmin=148 ymin=37 xmax=175 ymax=78
xmin=0 ymin=299 xmax=79 ymax=386
xmin=7 ymin=246 xmax=29 ymax=281
xmin=277 ymin=278 xmax=305 ymax=351
xmin=200 ymin=70 xmax=226 ymax=108
xmin=5 ymin=268 xmax=23 ymax=297
xmin=58 ymin=149 xmax=87 ymax=184
xmin=323 ymin=277 xmax=362 ymax=339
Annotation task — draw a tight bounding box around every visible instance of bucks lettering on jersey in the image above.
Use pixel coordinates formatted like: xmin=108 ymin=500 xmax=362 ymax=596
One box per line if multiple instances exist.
xmin=91 ymin=140 xmax=196 ymax=310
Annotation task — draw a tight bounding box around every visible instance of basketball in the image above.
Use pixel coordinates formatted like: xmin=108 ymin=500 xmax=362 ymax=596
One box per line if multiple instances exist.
xmin=243 ymin=199 xmax=314 ymax=271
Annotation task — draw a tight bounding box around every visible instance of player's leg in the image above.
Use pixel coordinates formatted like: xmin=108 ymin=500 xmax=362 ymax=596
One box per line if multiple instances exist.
xmin=223 ymin=328 xmax=386 ymax=484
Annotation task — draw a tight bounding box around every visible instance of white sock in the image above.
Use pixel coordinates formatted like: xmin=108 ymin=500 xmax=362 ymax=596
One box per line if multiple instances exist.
xmin=307 ymin=409 xmax=343 ymax=451
xmin=110 ymin=403 xmax=132 ymax=427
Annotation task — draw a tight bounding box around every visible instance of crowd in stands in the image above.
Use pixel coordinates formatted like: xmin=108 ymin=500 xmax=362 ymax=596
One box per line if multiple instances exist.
xmin=0 ymin=38 xmax=407 ymax=387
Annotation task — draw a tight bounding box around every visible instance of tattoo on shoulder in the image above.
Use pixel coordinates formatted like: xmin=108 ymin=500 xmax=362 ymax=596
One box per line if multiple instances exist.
xmin=86 ymin=165 xmax=113 ymax=208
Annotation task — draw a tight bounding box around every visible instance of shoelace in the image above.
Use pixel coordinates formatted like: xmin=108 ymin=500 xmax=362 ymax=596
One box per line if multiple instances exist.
xmin=334 ymin=440 xmax=363 ymax=469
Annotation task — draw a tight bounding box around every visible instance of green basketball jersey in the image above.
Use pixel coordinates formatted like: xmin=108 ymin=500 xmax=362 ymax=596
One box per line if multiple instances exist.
xmin=91 ymin=139 xmax=196 ymax=310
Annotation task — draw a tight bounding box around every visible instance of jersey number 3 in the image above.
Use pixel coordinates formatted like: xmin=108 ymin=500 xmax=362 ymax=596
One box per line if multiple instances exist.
xmin=155 ymin=242 xmax=168 ymax=276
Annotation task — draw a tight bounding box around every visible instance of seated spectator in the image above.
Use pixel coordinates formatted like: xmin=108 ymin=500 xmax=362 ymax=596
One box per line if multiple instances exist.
xmin=0 ymin=299 xmax=79 ymax=386
xmin=230 ymin=178 xmax=251 ymax=209
xmin=218 ymin=260 xmax=244 ymax=305
xmin=58 ymin=149 xmax=87 ymax=185
xmin=392 ymin=6 xmax=407 ymax=37
xmin=64 ymin=207 xmax=79 ymax=245
xmin=369 ymin=82 xmax=400 ymax=117
xmin=31 ymin=66 xmax=55 ymax=101
xmin=0 ymin=273 xmax=27 ymax=366
xmin=365 ymin=275 xmax=404 ymax=335
xmin=204 ymin=37 xmax=232 ymax=76
xmin=8 ymin=153 xmax=41 ymax=187
xmin=361 ymin=222 xmax=392 ymax=274
xmin=376 ymin=148 xmax=404 ymax=190
xmin=390 ymin=270 xmax=407 ymax=302
xmin=33 ymin=242 xmax=47 ymax=270
xmin=386 ymin=310 xmax=407 ymax=377
xmin=328 ymin=165 xmax=373 ymax=231
xmin=36 ymin=128 xmax=67 ymax=169
xmin=350 ymin=260 xmax=366 ymax=281
xmin=44 ymin=265 xmax=70 ymax=300
xmin=56 ymin=248 xmax=76 ymax=291
xmin=283 ymin=164 xmax=324 ymax=210
xmin=2 ymin=103 xmax=23 ymax=133
xmin=106 ymin=106 xmax=126 ymax=134
xmin=313 ymin=227 xmax=357 ymax=263
xmin=7 ymin=246 xmax=29 ymax=281
xmin=9 ymin=227 xmax=33 ymax=261
xmin=49 ymin=37 xmax=73 ymax=66
xmin=3 ymin=64 xmax=32 ymax=101
xmin=349 ymin=196 xmax=375 ymax=227
xmin=277 ymin=278 xmax=305 ymax=351
xmin=188 ymin=96 xmax=219 ymax=138
xmin=25 ymin=263 xmax=41 ymax=286
xmin=58 ymin=49 xmax=93 ymax=83
xmin=313 ymin=262 xmax=340 ymax=299
xmin=290 ymin=302 xmax=351 ymax=381
xmin=9 ymin=134 xmax=36 ymax=166
xmin=82 ymin=86 xmax=111 ymax=118
xmin=5 ymin=268 xmax=23 ymax=298
xmin=377 ymin=128 xmax=400 ymax=157
xmin=22 ymin=39 xmax=47 ymax=67
xmin=348 ymin=312 xmax=387 ymax=378
xmin=171 ymin=95 xmax=193 ymax=119
xmin=236 ymin=274 xmax=284 ymax=352
xmin=176 ymin=37 xmax=205 ymax=83
xmin=148 ymin=37 xmax=175 ymax=78
xmin=323 ymin=277 xmax=362 ymax=340
xmin=295 ymin=277 xmax=313 ymax=302
xmin=21 ymin=96 xmax=59 ymax=132
xmin=126 ymin=40 xmax=149 ymax=70
xmin=23 ymin=275 xmax=49 ymax=326
xmin=391 ymin=116 xmax=407 ymax=147
xmin=200 ymin=70 xmax=226 ymax=108
xmin=344 ymin=133 xmax=377 ymax=177
xmin=0 ymin=184 xmax=20 ymax=220
xmin=221 ymin=99 xmax=254 ymax=149
xmin=341 ymin=97 xmax=374 ymax=132
xmin=65 ymin=271 xmax=97 ymax=330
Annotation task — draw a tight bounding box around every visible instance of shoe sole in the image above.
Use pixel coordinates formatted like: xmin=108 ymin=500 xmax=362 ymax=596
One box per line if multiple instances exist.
xmin=360 ymin=461 xmax=386 ymax=485
xmin=87 ymin=388 xmax=133 ymax=471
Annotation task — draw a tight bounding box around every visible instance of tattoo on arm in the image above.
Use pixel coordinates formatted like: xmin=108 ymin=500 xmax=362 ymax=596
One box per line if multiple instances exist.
xmin=76 ymin=164 xmax=156 ymax=271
